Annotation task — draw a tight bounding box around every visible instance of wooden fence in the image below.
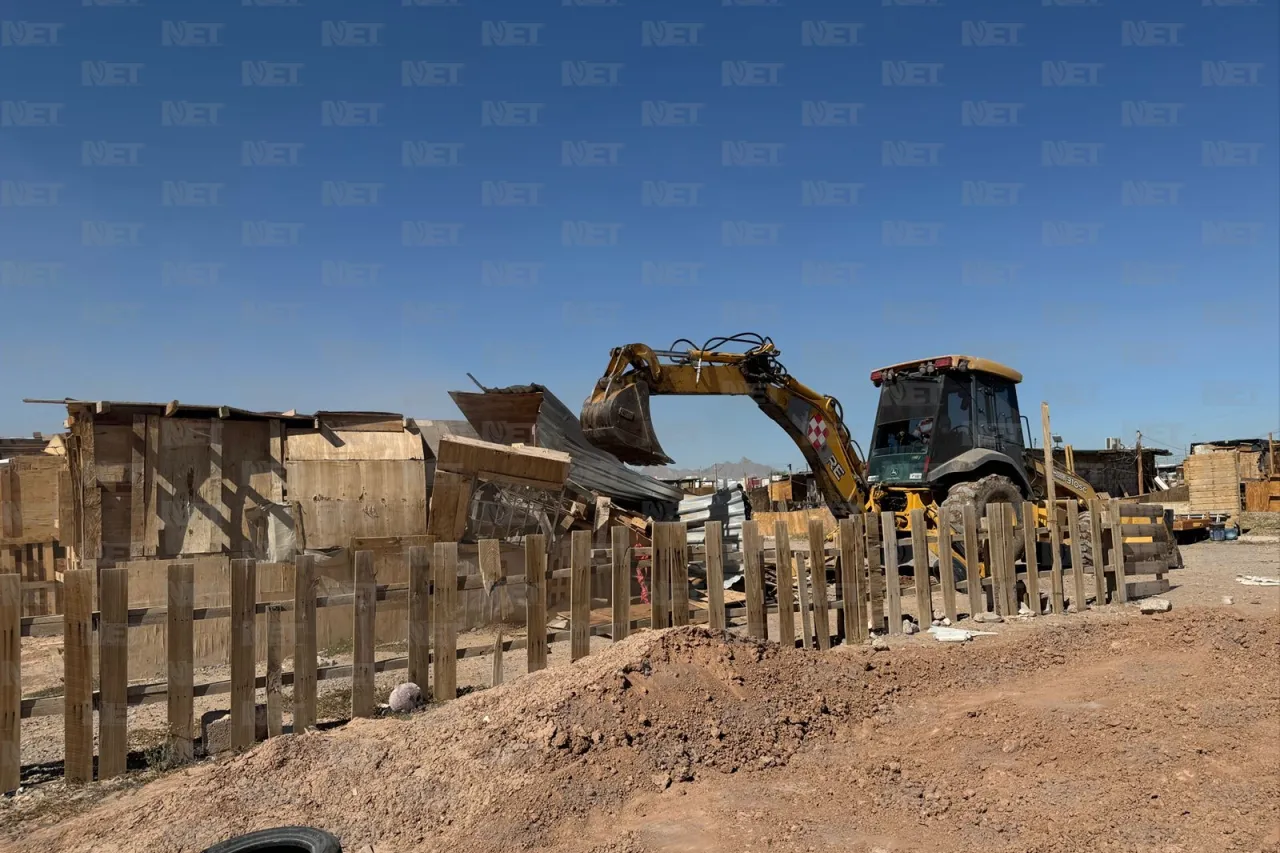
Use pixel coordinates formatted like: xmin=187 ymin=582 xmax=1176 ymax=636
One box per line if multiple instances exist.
xmin=0 ymin=498 xmax=1174 ymax=793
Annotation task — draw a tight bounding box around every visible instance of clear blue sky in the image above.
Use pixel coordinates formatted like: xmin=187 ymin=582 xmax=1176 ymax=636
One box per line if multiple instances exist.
xmin=2 ymin=0 xmax=1276 ymax=468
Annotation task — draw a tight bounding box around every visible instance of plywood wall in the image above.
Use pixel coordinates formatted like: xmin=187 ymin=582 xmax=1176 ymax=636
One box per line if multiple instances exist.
xmin=1185 ymin=451 xmax=1242 ymax=515
xmin=0 ymin=455 xmax=69 ymax=545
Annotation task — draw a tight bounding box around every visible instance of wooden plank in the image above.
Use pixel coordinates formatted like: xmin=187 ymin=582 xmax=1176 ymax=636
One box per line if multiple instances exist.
xmin=742 ymin=520 xmax=767 ymax=640
xmin=144 ymin=416 xmax=160 ymax=556
xmin=80 ymin=420 xmax=101 ymax=566
xmin=265 ymin=605 xmax=283 ymax=736
xmin=880 ymin=512 xmax=901 ymax=634
xmin=492 ymin=629 xmax=504 ymax=686
xmin=98 ymin=567 xmax=129 ymax=779
xmin=1109 ymin=500 xmax=1129 ymax=604
xmin=230 ymin=558 xmax=256 ymax=750
xmin=795 ymin=551 xmax=814 ymax=649
xmin=432 ymin=541 xmax=458 ymax=700
xmin=865 ymin=515 xmax=884 ymax=633
xmin=937 ymin=516 xmax=957 ymax=624
xmin=651 ymin=522 xmax=672 ymax=630
xmin=909 ymin=509 xmax=932 ymax=628
xmin=525 ymin=535 xmax=548 ymax=673
xmin=773 ymin=521 xmax=795 ymax=646
xmin=63 ymin=570 xmax=94 ymax=783
xmin=808 ymin=518 xmax=830 ymax=650
xmin=570 ymin=531 xmax=591 ymax=661
xmin=1048 ymin=509 xmax=1066 ymax=615
xmin=0 ymin=573 xmax=19 ymax=793
xmin=435 ymin=434 xmax=571 ymax=489
xmin=1067 ymin=502 xmax=1088 ymax=610
xmin=352 ymin=549 xmax=376 ymax=717
xmin=407 ymin=546 xmax=430 ymax=693
xmin=611 ymin=526 xmax=631 ymax=640
xmin=704 ymin=520 xmax=725 ymax=632
xmin=165 ymin=562 xmax=194 ymax=762
xmin=292 ymin=554 xmax=317 ymax=730
xmin=962 ymin=503 xmax=982 ymax=618
xmin=268 ymin=420 xmax=285 ymax=504
xmin=985 ymin=504 xmax=1006 ymax=616
xmin=840 ymin=516 xmax=867 ymax=644
xmin=129 ymin=416 xmax=146 ymax=557
xmin=1021 ymin=501 xmax=1040 ymax=616
xmin=1089 ymin=499 xmax=1107 ymax=605
xmin=669 ymin=524 xmax=690 ymax=627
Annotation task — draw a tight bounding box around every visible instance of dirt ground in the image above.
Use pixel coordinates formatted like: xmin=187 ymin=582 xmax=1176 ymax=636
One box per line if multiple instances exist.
xmin=4 ymin=539 xmax=1278 ymax=853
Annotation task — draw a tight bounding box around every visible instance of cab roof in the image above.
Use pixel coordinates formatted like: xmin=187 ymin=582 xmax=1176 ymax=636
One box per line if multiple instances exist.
xmin=870 ymin=355 xmax=1023 ymax=384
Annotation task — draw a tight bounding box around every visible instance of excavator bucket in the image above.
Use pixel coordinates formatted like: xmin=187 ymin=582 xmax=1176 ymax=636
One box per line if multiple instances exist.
xmin=580 ymin=381 xmax=676 ymax=466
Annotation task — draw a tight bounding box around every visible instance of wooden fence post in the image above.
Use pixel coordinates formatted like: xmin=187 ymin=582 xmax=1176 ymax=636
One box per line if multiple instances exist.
xmin=704 ymin=520 xmax=725 ymax=632
xmin=774 ymin=521 xmax=796 ymax=647
xmin=167 ymin=563 xmax=194 ymax=761
xmin=865 ymin=517 xmax=884 ymax=633
xmin=570 ymin=531 xmax=591 ymax=661
xmin=962 ymin=504 xmax=983 ymax=619
xmin=909 ymin=509 xmax=932 ymax=628
xmin=1109 ymin=500 xmax=1129 ymax=604
xmin=1021 ymin=501 xmax=1040 ymax=616
xmin=98 ymin=567 xmax=129 ymax=780
xmin=433 ymin=542 xmax=458 ymax=701
xmin=292 ymin=554 xmax=317 ymax=731
xmin=352 ymin=550 xmax=376 ymax=718
xmin=669 ymin=524 xmax=690 ymax=627
xmin=0 ymin=573 xmax=19 ymax=793
xmin=266 ymin=606 xmax=283 ymax=737
xmin=742 ymin=520 xmax=767 ymax=640
xmin=63 ymin=570 xmax=94 ymax=783
xmin=986 ymin=505 xmax=1011 ymax=616
xmin=407 ymin=546 xmax=430 ymax=695
xmin=1048 ymin=504 xmax=1066 ymax=615
xmin=880 ymin=512 xmax=901 ymax=634
xmin=840 ymin=517 xmax=867 ymax=644
xmin=808 ymin=518 xmax=831 ymax=650
xmin=1088 ymin=499 xmax=1107 ymax=605
xmin=1067 ymin=501 xmax=1088 ymax=611
xmin=230 ymin=558 xmax=257 ymax=750
xmin=651 ymin=522 xmax=673 ymax=630
xmin=611 ymin=526 xmax=631 ymax=640
xmin=525 ymin=535 xmax=548 ymax=672
xmin=937 ymin=517 xmax=957 ymax=624
xmin=796 ymin=551 xmax=814 ymax=649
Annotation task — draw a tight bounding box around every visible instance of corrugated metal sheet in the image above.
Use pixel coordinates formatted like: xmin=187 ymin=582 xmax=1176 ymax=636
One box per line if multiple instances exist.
xmin=681 ymin=486 xmax=747 ymax=545
xmin=448 ymin=385 xmax=683 ymax=508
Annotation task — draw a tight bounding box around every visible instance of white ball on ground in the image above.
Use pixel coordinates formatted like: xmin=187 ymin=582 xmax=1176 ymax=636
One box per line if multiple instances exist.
xmin=389 ymin=682 xmax=425 ymax=712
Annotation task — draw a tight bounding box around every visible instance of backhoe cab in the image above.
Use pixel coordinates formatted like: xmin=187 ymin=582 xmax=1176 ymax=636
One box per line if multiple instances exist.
xmin=867 ymin=356 xmax=1033 ymax=508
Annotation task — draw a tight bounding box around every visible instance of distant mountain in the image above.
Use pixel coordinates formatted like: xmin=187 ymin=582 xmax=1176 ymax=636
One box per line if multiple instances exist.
xmin=636 ymin=457 xmax=783 ymax=481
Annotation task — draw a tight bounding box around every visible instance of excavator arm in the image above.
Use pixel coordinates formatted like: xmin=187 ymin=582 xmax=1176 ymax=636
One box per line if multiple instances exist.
xmin=580 ymin=334 xmax=869 ymax=517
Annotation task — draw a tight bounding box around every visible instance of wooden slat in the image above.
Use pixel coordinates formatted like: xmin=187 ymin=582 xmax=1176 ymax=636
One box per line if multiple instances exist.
xmin=63 ymin=570 xmax=94 ymax=783
xmin=570 ymin=531 xmax=591 ymax=661
xmin=166 ymin=562 xmax=194 ymax=761
xmin=742 ymin=520 xmax=766 ymax=640
xmin=1021 ymin=501 xmax=1040 ymax=616
xmin=292 ymin=554 xmax=317 ymax=731
xmin=352 ymin=550 xmax=376 ymax=717
xmin=1067 ymin=502 xmax=1088 ymax=610
xmin=1048 ymin=509 xmax=1066 ymax=615
xmin=651 ymin=522 xmax=672 ymax=630
xmin=987 ymin=504 xmax=1011 ymax=616
xmin=774 ymin=521 xmax=795 ymax=646
xmin=129 ymin=416 xmax=147 ymax=558
xmin=611 ymin=526 xmax=631 ymax=640
xmin=230 ymin=558 xmax=256 ymax=750
xmin=962 ymin=503 xmax=982 ymax=618
xmin=98 ymin=567 xmax=129 ymax=780
xmin=265 ymin=605 xmax=283 ymax=736
xmin=839 ymin=517 xmax=865 ymax=644
xmin=1089 ymin=499 xmax=1108 ymax=605
xmin=865 ymin=515 xmax=884 ymax=633
xmin=808 ymin=518 xmax=830 ymax=650
xmin=880 ymin=512 xmax=901 ymax=634
xmin=1109 ymin=499 xmax=1129 ymax=604
xmin=144 ymin=415 xmax=160 ymax=556
xmin=407 ymin=546 xmax=430 ymax=693
xmin=909 ymin=509 xmax=932 ymax=628
xmin=936 ymin=516 xmax=956 ymax=624
xmin=704 ymin=520 xmax=726 ymax=632
xmin=796 ymin=551 xmax=814 ymax=649
xmin=669 ymin=524 xmax=690 ymax=627
xmin=0 ymin=573 xmax=19 ymax=793
xmin=492 ymin=630 xmax=503 ymax=686
xmin=432 ymin=542 xmax=458 ymax=700
xmin=525 ymin=535 xmax=548 ymax=672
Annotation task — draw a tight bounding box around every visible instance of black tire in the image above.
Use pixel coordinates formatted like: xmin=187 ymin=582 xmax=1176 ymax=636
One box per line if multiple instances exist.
xmin=202 ymin=827 xmax=343 ymax=853
xmin=938 ymin=474 xmax=1027 ymax=577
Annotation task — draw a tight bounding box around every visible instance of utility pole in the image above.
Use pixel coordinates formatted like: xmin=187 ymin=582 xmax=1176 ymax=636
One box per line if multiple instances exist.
xmin=1136 ymin=430 xmax=1144 ymax=495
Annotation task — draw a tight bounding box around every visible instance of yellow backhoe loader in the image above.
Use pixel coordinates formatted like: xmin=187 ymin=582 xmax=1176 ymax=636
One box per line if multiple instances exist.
xmin=580 ymin=334 xmax=1115 ymax=575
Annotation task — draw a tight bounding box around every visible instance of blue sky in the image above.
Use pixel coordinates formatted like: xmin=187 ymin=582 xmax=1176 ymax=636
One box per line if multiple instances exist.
xmin=1 ymin=0 xmax=1277 ymax=469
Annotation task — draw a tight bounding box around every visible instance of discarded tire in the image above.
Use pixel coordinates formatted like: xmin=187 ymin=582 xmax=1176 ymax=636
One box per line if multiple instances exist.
xmin=201 ymin=826 xmax=342 ymax=853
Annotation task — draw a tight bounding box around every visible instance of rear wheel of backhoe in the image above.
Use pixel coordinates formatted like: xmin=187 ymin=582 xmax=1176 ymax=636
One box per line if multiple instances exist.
xmin=939 ymin=474 xmax=1026 ymax=581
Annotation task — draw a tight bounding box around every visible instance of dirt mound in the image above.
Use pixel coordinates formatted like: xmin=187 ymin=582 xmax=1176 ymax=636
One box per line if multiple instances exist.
xmin=11 ymin=610 xmax=1280 ymax=853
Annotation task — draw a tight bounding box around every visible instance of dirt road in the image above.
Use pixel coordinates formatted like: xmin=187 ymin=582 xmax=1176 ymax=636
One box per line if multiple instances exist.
xmin=5 ymin=541 xmax=1278 ymax=853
